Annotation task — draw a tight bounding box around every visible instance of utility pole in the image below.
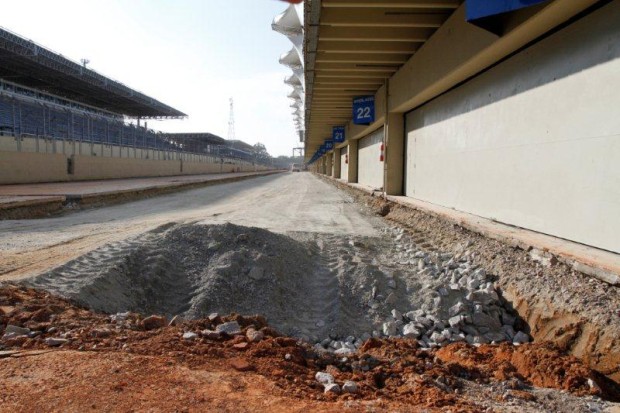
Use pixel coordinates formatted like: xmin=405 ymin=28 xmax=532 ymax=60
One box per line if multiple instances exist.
xmin=292 ymin=147 xmax=304 ymax=158
xmin=227 ymin=98 xmax=235 ymax=141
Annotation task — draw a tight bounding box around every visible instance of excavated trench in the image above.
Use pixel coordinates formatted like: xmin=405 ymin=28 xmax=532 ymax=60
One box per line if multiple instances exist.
xmin=320 ymin=176 xmax=620 ymax=382
xmin=23 ymin=222 xmax=529 ymax=353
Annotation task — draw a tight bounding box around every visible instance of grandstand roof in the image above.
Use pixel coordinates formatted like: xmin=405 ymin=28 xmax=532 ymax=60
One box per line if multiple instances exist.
xmin=0 ymin=27 xmax=186 ymax=118
xmin=227 ymin=140 xmax=255 ymax=152
xmin=162 ymin=132 xmax=227 ymax=146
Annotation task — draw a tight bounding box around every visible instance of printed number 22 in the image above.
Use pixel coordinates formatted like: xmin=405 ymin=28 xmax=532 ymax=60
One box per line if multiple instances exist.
xmin=356 ymin=107 xmax=371 ymax=119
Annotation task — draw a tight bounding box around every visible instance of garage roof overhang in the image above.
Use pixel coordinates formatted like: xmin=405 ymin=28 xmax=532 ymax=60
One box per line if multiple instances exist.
xmin=304 ymin=0 xmax=604 ymax=161
xmin=304 ymin=0 xmax=461 ymax=160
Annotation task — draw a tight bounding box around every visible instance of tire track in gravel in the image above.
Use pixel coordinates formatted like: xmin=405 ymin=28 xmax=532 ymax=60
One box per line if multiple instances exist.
xmin=0 ymin=174 xmax=379 ymax=282
xmin=297 ymin=236 xmax=342 ymax=340
xmin=23 ymin=223 xmax=195 ymax=316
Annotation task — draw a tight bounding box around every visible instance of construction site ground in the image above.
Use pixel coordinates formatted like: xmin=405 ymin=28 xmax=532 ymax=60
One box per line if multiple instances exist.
xmin=1 ymin=172 xmax=619 ymax=412
xmin=0 ymin=171 xmax=280 ymax=219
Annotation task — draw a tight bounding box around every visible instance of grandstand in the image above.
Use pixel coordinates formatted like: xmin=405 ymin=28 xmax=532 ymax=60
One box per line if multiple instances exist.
xmin=162 ymin=133 xmax=259 ymax=162
xmin=0 ymin=79 xmax=177 ymax=150
xmin=0 ymin=26 xmax=270 ymax=183
xmin=0 ymin=27 xmax=183 ymax=118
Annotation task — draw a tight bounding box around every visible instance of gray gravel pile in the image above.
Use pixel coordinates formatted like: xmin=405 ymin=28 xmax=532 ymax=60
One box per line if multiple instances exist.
xmin=23 ymin=222 xmax=526 ymax=352
xmin=313 ymin=226 xmax=528 ymax=353
xmin=24 ymin=223 xmax=332 ymax=337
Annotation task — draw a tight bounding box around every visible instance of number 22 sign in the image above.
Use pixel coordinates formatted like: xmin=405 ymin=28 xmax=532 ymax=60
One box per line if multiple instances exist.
xmin=353 ymin=96 xmax=375 ymax=125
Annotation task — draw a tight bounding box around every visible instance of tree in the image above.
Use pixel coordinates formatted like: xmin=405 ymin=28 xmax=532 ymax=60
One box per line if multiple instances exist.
xmin=253 ymin=143 xmax=271 ymax=161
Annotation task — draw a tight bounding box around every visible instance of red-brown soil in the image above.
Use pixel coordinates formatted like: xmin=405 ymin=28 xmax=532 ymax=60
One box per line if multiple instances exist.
xmin=1 ymin=285 xmax=619 ymax=412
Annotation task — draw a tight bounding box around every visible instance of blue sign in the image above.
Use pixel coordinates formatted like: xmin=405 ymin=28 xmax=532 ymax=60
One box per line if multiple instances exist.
xmin=333 ymin=126 xmax=345 ymax=143
xmin=466 ymin=0 xmax=548 ymax=21
xmin=319 ymin=144 xmax=326 ymax=155
xmin=324 ymin=139 xmax=334 ymax=150
xmin=353 ymin=96 xmax=375 ymax=125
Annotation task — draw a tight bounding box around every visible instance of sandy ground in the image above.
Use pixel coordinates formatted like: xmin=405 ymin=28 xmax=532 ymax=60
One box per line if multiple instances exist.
xmin=0 ymin=173 xmax=379 ymax=282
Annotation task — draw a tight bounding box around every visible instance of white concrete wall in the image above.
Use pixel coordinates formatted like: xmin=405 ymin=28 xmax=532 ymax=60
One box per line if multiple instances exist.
xmin=405 ymin=2 xmax=620 ymax=253
xmin=339 ymin=147 xmax=348 ymax=180
xmin=357 ymin=127 xmax=384 ymax=189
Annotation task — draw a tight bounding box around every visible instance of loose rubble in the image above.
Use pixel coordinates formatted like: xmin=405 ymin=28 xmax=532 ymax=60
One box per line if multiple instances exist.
xmin=0 ymin=285 xmax=618 ymax=412
xmin=216 ymin=321 xmax=242 ymax=335
xmin=326 ymin=176 xmax=620 ymax=382
xmin=22 ymin=222 xmax=528 ymax=355
xmin=6 ymin=205 xmax=620 ymax=409
xmin=312 ymin=226 xmax=528 ymax=354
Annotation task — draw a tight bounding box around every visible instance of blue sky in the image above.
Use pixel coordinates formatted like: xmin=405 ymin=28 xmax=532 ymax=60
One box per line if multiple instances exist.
xmin=1 ymin=0 xmax=298 ymax=156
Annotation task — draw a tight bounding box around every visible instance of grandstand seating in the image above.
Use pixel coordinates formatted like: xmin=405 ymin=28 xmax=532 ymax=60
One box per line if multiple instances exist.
xmin=0 ymin=91 xmax=258 ymax=162
xmin=0 ymin=97 xmax=12 ymax=132
xmin=0 ymin=26 xmax=266 ymax=165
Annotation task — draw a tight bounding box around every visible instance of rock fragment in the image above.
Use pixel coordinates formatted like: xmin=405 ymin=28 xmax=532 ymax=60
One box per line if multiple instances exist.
xmin=168 ymin=315 xmax=184 ymax=326
xmin=200 ymin=330 xmax=221 ymax=340
xmin=216 ymin=321 xmax=242 ymax=335
xmin=342 ymin=381 xmax=358 ymax=394
xmin=402 ymin=323 xmax=421 ymax=338
xmin=485 ymin=332 xmax=506 ymax=342
xmin=182 ymin=332 xmax=198 ymax=340
xmin=385 ymin=292 xmax=397 ymax=305
xmin=513 ymin=331 xmax=530 ymax=344
xmin=382 ymin=321 xmax=398 ymax=337
xmin=3 ymin=325 xmax=30 ymax=337
xmin=449 ymin=302 xmax=468 ymax=317
xmin=45 ymin=337 xmax=68 ymax=347
xmin=324 ymin=383 xmax=341 ymax=394
xmin=141 ymin=315 xmax=166 ymax=331
xmin=233 ymin=342 xmax=249 ymax=350
xmin=246 ymin=328 xmax=264 ymax=343
xmin=471 ymin=290 xmax=499 ymax=305
xmin=230 ymin=357 xmax=253 ymax=372
xmin=248 ymin=266 xmax=265 ymax=281
xmin=448 ymin=315 xmax=464 ymax=328
xmin=91 ymin=328 xmax=111 ymax=338
xmin=110 ymin=312 xmax=130 ymax=323
xmin=430 ymin=331 xmax=446 ymax=343
xmin=315 ymin=372 xmax=334 ymax=384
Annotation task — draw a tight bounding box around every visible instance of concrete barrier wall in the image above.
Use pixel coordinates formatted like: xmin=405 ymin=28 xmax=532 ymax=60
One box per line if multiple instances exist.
xmin=404 ymin=3 xmax=620 ymax=253
xmin=182 ymin=161 xmax=223 ymax=175
xmin=0 ymin=137 xmax=272 ymax=184
xmin=73 ymin=156 xmax=181 ymax=181
xmin=0 ymin=151 xmax=68 ymax=184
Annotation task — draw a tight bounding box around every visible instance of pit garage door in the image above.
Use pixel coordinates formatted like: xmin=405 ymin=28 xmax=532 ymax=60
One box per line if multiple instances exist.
xmin=357 ymin=126 xmax=384 ymax=190
xmin=339 ymin=147 xmax=348 ymax=180
xmin=403 ymin=2 xmax=620 ymax=253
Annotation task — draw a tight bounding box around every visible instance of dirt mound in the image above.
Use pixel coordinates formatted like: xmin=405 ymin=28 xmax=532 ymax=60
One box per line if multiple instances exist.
xmin=435 ymin=342 xmax=619 ymax=398
xmin=1 ymin=285 xmax=619 ymax=412
xmin=22 ymin=219 xmax=530 ymax=355
xmin=21 ymin=223 xmax=377 ymax=340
